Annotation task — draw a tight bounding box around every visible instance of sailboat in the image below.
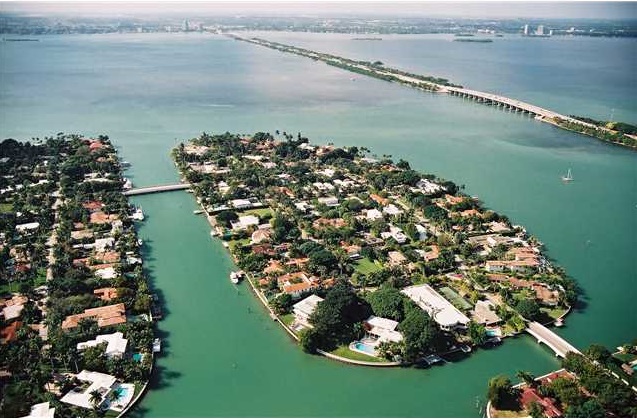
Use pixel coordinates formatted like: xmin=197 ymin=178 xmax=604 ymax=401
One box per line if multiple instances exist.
xmin=561 ymin=168 xmax=573 ymax=182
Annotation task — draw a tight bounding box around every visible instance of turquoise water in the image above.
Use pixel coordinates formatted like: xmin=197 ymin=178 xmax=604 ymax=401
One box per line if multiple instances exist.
xmin=354 ymin=341 xmax=377 ymax=355
xmin=132 ymin=353 xmax=143 ymax=362
xmin=1 ymin=32 xmax=635 ymax=417
xmin=117 ymin=387 xmax=130 ymax=400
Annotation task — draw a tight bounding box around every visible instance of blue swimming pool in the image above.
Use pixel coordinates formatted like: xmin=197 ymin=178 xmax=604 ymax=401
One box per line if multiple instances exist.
xmin=116 ymin=386 xmax=129 ymax=400
xmin=353 ymin=341 xmax=376 ymax=355
xmin=132 ymin=353 xmax=143 ymax=362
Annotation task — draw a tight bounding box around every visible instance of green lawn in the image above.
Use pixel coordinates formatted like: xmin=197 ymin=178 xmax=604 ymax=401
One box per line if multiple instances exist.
xmin=0 ymin=202 xmax=12 ymax=213
xmin=613 ymin=352 xmax=637 ymax=364
xmin=440 ymin=286 xmax=472 ymax=310
xmin=540 ymin=307 xmax=568 ymax=320
xmin=240 ymin=208 xmax=273 ymax=218
xmin=331 ymin=345 xmax=385 ymax=363
xmin=353 ymin=258 xmax=383 ymax=275
xmin=280 ymin=313 xmax=295 ymax=327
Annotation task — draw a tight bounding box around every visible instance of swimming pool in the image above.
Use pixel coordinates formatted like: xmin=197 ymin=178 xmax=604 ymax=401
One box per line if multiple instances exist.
xmin=116 ymin=386 xmax=130 ymax=400
xmin=132 ymin=352 xmax=143 ymax=362
xmin=351 ymin=341 xmax=377 ymax=356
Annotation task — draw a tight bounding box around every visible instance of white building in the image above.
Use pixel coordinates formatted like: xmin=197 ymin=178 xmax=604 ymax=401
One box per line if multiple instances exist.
xmin=402 ymin=284 xmax=470 ymax=330
xmin=60 ymin=370 xmax=117 ymax=409
xmin=231 ymin=215 xmax=260 ymax=231
xmin=383 ymin=204 xmax=403 ymax=216
xmin=23 ymin=402 xmax=55 ymax=418
xmin=364 ymin=316 xmax=403 ymax=344
xmin=230 ymin=199 xmax=252 ymax=209
xmin=317 ymin=196 xmax=339 ymax=207
xmin=366 ymin=209 xmax=383 ymax=221
xmin=77 ymin=332 xmax=128 ymax=358
xmin=292 ymin=294 xmax=324 ymax=327
xmin=15 ymin=222 xmax=40 ymax=233
xmin=95 ymin=267 xmax=117 ymax=280
xmin=94 ymin=237 xmax=115 ymax=252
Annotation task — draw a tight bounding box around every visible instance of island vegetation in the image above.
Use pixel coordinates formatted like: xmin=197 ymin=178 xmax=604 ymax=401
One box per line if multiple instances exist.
xmin=0 ymin=134 xmax=156 ymax=417
xmin=173 ymin=131 xmax=577 ymax=366
xmin=487 ymin=341 xmax=637 ymax=418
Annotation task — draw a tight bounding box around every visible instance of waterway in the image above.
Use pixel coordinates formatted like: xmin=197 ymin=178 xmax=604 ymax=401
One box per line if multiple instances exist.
xmin=1 ymin=32 xmax=635 ymax=417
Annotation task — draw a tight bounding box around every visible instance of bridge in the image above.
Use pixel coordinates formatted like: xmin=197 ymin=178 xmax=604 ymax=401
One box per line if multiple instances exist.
xmin=123 ymin=183 xmax=191 ymax=196
xmin=526 ymin=321 xmax=581 ymax=358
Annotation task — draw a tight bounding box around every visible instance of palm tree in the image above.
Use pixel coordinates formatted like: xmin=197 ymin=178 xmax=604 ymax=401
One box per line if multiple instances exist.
xmin=516 ymin=370 xmax=537 ymax=387
xmin=89 ymin=389 xmax=102 ymax=409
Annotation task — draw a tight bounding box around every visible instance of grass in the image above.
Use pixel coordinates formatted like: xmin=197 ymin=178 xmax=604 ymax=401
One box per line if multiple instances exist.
xmin=331 ymin=345 xmax=385 ymax=363
xmin=440 ymin=286 xmax=472 ymax=310
xmin=540 ymin=307 xmax=568 ymax=320
xmin=280 ymin=313 xmax=295 ymax=326
xmin=353 ymin=257 xmax=383 ymax=275
xmin=0 ymin=202 xmax=13 ymax=213
xmin=240 ymin=208 xmax=272 ymax=218
xmin=490 ymin=408 xmax=529 ymax=418
xmin=613 ymin=352 xmax=637 ymax=364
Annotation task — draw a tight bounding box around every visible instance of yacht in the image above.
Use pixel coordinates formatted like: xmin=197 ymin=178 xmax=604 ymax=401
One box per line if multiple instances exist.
xmin=230 ymin=271 xmax=244 ymax=284
xmin=561 ymin=168 xmax=573 ymax=182
xmin=152 ymin=338 xmax=161 ymax=353
xmin=131 ymin=206 xmax=144 ymax=221
xmin=123 ymin=177 xmax=133 ymax=190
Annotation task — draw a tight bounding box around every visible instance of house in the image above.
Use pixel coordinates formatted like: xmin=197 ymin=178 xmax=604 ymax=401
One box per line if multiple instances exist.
xmin=1 ymin=294 xmax=27 ymax=320
xmin=363 ymin=316 xmax=403 ymax=344
xmin=486 ymin=259 xmax=538 ymax=273
xmin=95 ymin=266 xmax=117 ymax=280
xmin=414 ymin=224 xmax=428 ymax=241
xmin=251 ymin=228 xmax=272 ymax=244
xmin=82 ymin=200 xmax=104 ymax=212
xmin=89 ymin=211 xmax=119 ymax=225
xmin=264 ymin=260 xmax=284 ymax=274
xmin=387 ymin=251 xmax=407 ymax=266
xmin=61 ymin=303 xmax=127 ymax=330
xmin=15 ymin=222 xmax=40 ymax=233
xmin=60 ymin=370 xmax=117 ymax=409
xmin=383 ymin=204 xmax=403 ymax=216
xmin=416 ymin=178 xmax=444 ymax=194
xmin=1 ymin=320 xmax=22 ymax=344
xmin=402 ymin=284 xmax=470 ymax=330
xmin=94 ymin=237 xmax=116 ymax=252
xmin=317 ymin=196 xmax=339 ymax=207
xmin=380 ymin=225 xmax=408 ymax=244
xmin=230 ymin=199 xmax=252 ymax=209
xmin=24 ymin=402 xmax=55 ymax=418
xmin=312 ymin=218 xmax=347 ymax=229
xmin=231 ymin=215 xmax=259 ymax=231
xmin=292 ymin=294 xmax=324 ymax=327
xmin=76 ymin=332 xmax=128 ymax=358
xmin=369 ymin=193 xmax=389 ymax=206
xmin=472 ymin=300 xmax=502 ymax=326
xmin=278 ymin=272 xmax=316 ymax=298
xmin=366 ymin=209 xmax=383 ymax=221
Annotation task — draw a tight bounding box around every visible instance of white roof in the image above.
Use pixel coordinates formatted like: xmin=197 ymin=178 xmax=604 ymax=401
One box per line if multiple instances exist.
xmin=77 ymin=332 xmax=128 ymax=356
xmin=16 ymin=222 xmax=40 ymax=232
xmin=94 ymin=237 xmax=115 ymax=252
xmin=402 ymin=284 xmax=470 ymax=328
xmin=2 ymin=303 xmax=24 ymax=320
xmin=366 ymin=209 xmax=383 ymax=220
xmin=230 ymin=199 xmax=251 ymax=207
xmin=383 ymin=204 xmax=403 ymax=215
xmin=293 ymin=294 xmax=324 ymax=317
xmin=24 ymin=402 xmax=55 ymax=418
xmin=365 ymin=316 xmax=403 ymax=343
xmin=61 ymin=370 xmax=117 ymax=409
xmin=95 ymin=267 xmax=117 ymax=279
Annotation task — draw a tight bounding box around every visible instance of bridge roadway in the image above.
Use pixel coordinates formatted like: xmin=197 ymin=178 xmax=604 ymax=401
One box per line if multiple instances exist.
xmin=123 ymin=183 xmax=191 ymax=196
xmin=526 ymin=321 xmax=581 ymax=358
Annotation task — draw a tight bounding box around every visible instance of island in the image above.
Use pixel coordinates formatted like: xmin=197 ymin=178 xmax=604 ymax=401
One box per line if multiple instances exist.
xmin=173 ymin=131 xmax=577 ymax=366
xmin=226 ymin=34 xmax=637 ymax=150
xmin=0 ymin=134 xmax=157 ymax=417
xmin=486 ymin=342 xmax=637 ymax=418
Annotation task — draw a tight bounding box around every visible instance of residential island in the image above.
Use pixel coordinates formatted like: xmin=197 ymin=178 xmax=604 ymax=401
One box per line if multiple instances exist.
xmin=0 ymin=135 xmax=158 ymax=417
xmin=173 ymin=131 xmax=578 ymax=365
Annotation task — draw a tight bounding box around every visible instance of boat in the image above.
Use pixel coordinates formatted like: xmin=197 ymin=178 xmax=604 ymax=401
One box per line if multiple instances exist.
xmin=210 ymin=229 xmax=219 ymax=237
xmin=122 ymin=177 xmax=133 ymax=190
xmin=131 ymin=206 xmax=144 ymax=221
xmin=193 ymin=209 xmax=203 ymax=215
xmin=460 ymin=344 xmax=472 ymax=353
xmin=230 ymin=271 xmax=244 ymax=284
xmin=554 ymin=318 xmax=564 ymax=327
xmin=137 ymin=238 xmax=143 ymax=246
xmin=152 ymin=338 xmax=161 ymax=353
xmin=423 ymin=354 xmax=444 ymax=365
xmin=222 ymin=241 xmax=229 ymax=248
xmin=561 ymin=168 xmax=574 ymax=182
xmin=120 ymin=160 xmax=131 ymax=168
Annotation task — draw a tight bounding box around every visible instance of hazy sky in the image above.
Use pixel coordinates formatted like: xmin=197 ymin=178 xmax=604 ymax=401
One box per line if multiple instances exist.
xmin=2 ymin=1 xmax=636 ymax=20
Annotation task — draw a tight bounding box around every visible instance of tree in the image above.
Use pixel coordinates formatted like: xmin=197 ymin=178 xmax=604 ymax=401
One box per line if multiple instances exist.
xmin=399 ymin=307 xmax=438 ymax=362
xmin=565 ymin=399 xmax=606 ymax=418
xmin=515 ymin=299 xmax=540 ymax=320
xmin=584 ymin=343 xmax=611 ymax=365
xmin=516 ymin=371 xmax=537 ymax=387
xmin=487 ymin=375 xmax=515 ymax=409
xmin=366 ymin=286 xmax=406 ymax=321
xmin=271 ymin=294 xmax=293 ymax=315
xmin=528 ymin=401 xmax=544 ymax=418
xmin=89 ymin=389 xmax=102 ymax=409
xmin=467 ymin=321 xmax=488 ymax=346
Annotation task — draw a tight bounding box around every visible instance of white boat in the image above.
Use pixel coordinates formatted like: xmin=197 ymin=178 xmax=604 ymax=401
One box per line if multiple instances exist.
xmin=123 ymin=177 xmax=133 ymax=190
xmin=193 ymin=210 xmax=203 ymax=215
xmin=137 ymin=238 xmax=143 ymax=246
xmin=131 ymin=206 xmax=145 ymax=221
xmin=210 ymin=230 xmax=219 ymax=237
xmin=561 ymin=168 xmax=573 ymax=182
xmin=222 ymin=241 xmax=229 ymax=248
xmin=152 ymin=338 xmax=161 ymax=353
xmin=230 ymin=271 xmax=243 ymax=284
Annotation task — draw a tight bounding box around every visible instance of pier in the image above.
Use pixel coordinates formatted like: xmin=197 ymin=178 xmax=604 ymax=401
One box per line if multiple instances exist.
xmin=123 ymin=183 xmax=191 ymax=196
xmin=526 ymin=321 xmax=581 ymax=358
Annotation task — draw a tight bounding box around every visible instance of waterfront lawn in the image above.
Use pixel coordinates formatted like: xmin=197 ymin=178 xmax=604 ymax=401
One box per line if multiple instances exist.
xmin=280 ymin=313 xmax=295 ymax=327
xmin=540 ymin=307 xmax=567 ymax=320
xmin=613 ymin=352 xmax=637 ymax=364
xmin=332 ymin=345 xmax=385 ymax=363
xmin=353 ymin=258 xmax=383 ymax=275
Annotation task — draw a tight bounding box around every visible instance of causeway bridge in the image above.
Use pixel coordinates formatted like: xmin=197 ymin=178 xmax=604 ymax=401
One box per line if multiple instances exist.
xmin=123 ymin=183 xmax=191 ymax=196
xmin=526 ymin=321 xmax=581 ymax=358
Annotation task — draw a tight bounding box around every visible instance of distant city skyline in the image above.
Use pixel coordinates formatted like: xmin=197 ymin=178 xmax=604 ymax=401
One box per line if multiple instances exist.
xmin=2 ymin=1 xmax=636 ymax=20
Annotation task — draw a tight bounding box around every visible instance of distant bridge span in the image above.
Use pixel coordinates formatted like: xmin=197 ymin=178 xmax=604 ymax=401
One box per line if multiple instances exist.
xmin=123 ymin=183 xmax=191 ymax=196
xmin=526 ymin=321 xmax=581 ymax=358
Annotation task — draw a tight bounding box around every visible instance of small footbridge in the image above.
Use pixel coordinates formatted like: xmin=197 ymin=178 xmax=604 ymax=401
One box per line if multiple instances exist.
xmin=526 ymin=321 xmax=581 ymax=358
xmin=123 ymin=183 xmax=191 ymax=196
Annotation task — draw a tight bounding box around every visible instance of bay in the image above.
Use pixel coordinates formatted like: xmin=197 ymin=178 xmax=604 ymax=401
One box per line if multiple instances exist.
xmin=1 ymin=32 xmax=635 ymax=417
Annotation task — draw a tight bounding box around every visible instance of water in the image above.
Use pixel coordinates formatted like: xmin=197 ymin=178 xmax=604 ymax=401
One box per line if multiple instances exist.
xmin=1 ymin=32 xmax=635 ymax=417
xmin=354 ymin=341 xmax=377 ymax=355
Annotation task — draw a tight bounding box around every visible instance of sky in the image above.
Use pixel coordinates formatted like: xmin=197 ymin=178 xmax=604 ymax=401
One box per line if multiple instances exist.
xmin=1 ymin=1 xmax=636 ymax=20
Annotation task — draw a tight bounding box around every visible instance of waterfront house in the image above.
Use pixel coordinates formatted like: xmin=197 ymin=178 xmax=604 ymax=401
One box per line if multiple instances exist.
xmin=60 ymin=370 xmax=117 ymax=409
xmin=292 ymin=294 xmax=324 ymax=327
xmin=231 ymin=215 xmax=260 ymax=231
xmin=485 ymin=259 xmax=538 ymax=273
xmin=472 ymin=300 xmax=502 ymax=326
xmin=94 ymin=287 xmax=119 ymax=302
xmin=363 ymin=316 xmax=404 ymax=344
xmin=77 ymin=332 xmax=128 ymax=358
xmin=251 ymin=228 xmax=272 ymax=244
xmin=402 ymin=284 xmax=470 ymax=330
xmin=25 ymin=402 xmax=55 ymax=418
xmin=416 ymin=178 xmax=444 ymax=195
